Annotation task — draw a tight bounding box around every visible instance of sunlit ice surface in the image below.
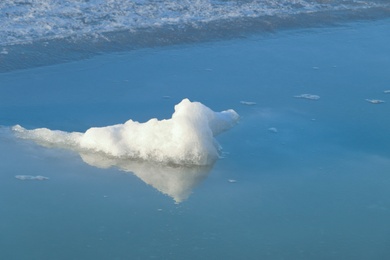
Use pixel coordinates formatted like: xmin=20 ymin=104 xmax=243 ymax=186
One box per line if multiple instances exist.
xmin=12 ymin=99 xmax=239 ymax=166
xmin=1 ymin=11 xmax=390 ymax=260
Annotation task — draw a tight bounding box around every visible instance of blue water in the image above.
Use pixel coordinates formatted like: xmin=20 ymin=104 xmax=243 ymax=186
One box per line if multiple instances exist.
xmin=1 ymin=1 xmax=390 ymax=259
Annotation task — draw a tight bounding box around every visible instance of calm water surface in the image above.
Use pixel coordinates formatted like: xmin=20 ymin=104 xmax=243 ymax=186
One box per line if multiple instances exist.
xmin=1 ymin=17 xmax=390 ymax=259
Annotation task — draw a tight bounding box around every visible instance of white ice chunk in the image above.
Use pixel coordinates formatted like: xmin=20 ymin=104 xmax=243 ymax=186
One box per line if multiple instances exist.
xmin=268 ymin=127 xmax=278 ymax=133
xmin=365 ymin=99 xmax=385 ymax=104
xmin=294 ymin=94 xmax=320 ymax=100
xmin=15 ymin=175 xmax=49 ymax=181
xmin=13 ymin=99 xmax=239 ymax=166
xmin=240 ymin=101 xmax=257 ymax=106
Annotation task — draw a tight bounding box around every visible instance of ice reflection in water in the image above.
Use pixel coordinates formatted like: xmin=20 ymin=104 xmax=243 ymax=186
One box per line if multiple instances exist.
xmin=80 ymin=152 xmax=212 ymax=203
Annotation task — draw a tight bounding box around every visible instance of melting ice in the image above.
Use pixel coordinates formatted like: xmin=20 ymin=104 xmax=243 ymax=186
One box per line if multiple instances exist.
xmin=13 ymin=99 xmax=239 ymax=166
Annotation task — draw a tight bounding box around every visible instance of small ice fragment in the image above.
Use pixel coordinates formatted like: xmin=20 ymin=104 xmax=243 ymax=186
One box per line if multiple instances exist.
xmin=162 ymin=95 xmax=171 ymax=99
xmin=34 ymin=175 xmax=49 ymax=181
xmin=157 ymin=209 xmax=163 ymax=211
xmin=384 ymin=90 xmax=390 ymax=94
xmin=366 ymin=99 xmax=385 ymax=104
xmin=294 ymin=94 xmax=320 ymax=100
xmin=15 ymin=175 xmax=34 ymax=180
xmin=205 ymin=68 xmax=213 ymax=71
xmin=1 ymin=48 xmax=8 ymax=55
xmin=219 ymin=151 xmax=230 ymax=159
xmin=268 ymin=127 xmax=278 ymax=133
xmin=15 ymin=175 xmax=49 ymax=181
xmin=240 ymin=101 xmax=257 ymax=106
xmin=312 ymin=66 xmax=319 ymax=70
xmin=228 ymin=179 xmax=237 ymax=183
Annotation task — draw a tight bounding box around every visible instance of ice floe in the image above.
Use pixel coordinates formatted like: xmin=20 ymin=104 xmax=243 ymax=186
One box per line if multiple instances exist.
xmin=13 ymin=99 xmax=239 ymax=166
xmin=240 ymin=101 xmax=257 ymax=106
xmin=12 ymin=99 xmax=239 ymax=202
xmin=365 ymin=99 xmax=385 ymax=104
xmin=268 ymin=127 xmax=278 ymax=133
xmin=294 ymin=94 xmax=320 ymax=100
xmin=15 ymin=175 xmax=49 ymax=181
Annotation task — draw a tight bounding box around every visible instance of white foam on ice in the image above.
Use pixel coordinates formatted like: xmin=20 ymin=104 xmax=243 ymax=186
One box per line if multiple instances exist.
xmin=13 ymin=99 xmax=239 ymax=166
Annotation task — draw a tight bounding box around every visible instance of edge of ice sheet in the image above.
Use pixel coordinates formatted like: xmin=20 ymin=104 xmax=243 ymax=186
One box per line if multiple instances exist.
xmin=12 ymin=99 xmax=239 ymax=166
